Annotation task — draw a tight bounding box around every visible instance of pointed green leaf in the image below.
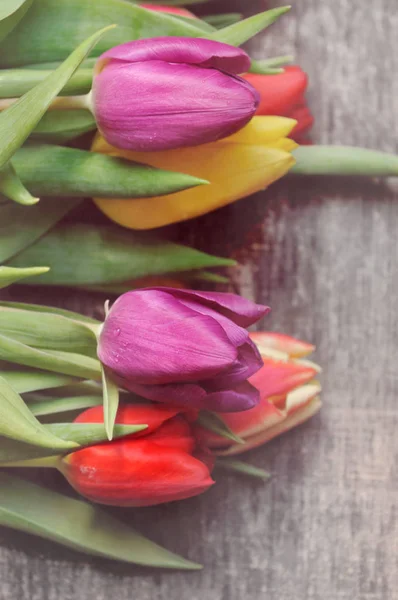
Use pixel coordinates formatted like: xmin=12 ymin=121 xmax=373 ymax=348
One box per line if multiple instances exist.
xmin=0 ymin=25 xmax=113 ymax=169
xmin=209 ymin=7 xmax=291 ymax=45
xmin=13 ymin=144 xmax=208 ymax=198
xmin=0 ymin=367 xmax=78 ymax=394
xmin=292 ymin=145 xmax=398 ymax=176
xmin=6 ymin=223 xmax=236 ymax=286
xmin=216 ymin=458 xmax=271 ymax=481
xmin=0 ymin=375 xmax=77 ymax=449
xmin=203 ymin=14 xmax=243 ymax=28
xmin=102 ymin=366 xmax=119 ymax=441
xmin=0 ymin=334 xmax=102 ymax=380
xmin=30 ymin=395 xmax=102 ymax=417
xmin=0 ymin=473 xmax=201 ymax=568
xmin=0 ymin=161 xmax=38 ymax=205
xmin=0 ymin=197 xmax=81 ymax=263
xmin=0 ymin=306 xmax=98 ymax=355
xmin=0 ymin=266 xmax=49 ymax=289
xmin=197 ymin=411 xmax=245 ymax=445
xmin=0 ymin=0 xmax=34 ymax=43
xmin=0 ymin=300 xmax=100 ymax=325
xmin=0 ymin=423 xmax=146 ymax=463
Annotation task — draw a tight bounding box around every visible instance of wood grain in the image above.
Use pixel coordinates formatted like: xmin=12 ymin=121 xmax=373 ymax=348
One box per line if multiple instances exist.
xmin=1 ymin=0 xmax=398 ymax=598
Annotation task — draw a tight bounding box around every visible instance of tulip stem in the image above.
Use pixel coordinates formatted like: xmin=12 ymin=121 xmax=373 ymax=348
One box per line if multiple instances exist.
xmin=292 ymin=146 xmax=398 ymax=177
xmin=0 ymin=456 xmax=60 ymax=469
xmin=0 ymin=94 xmax=91 ymax=112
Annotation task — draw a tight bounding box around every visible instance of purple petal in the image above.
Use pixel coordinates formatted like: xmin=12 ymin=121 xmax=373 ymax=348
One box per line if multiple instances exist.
xmin=145 ymin=288 xmax=270 ymax=328
xmin=98 ymin=290 xmax=237 ymax=384
xmin=93 ymin=60 xmax=258 ymax=151
xmin=202 ymin=381 xmax=260 ymax=412
xmin=203 ymin=340 xmax=263 ymax=391
xmin=97 ymin=37 xmax=251 ymax=75
xmin=123 ymin=379 xmax=259 ymax=412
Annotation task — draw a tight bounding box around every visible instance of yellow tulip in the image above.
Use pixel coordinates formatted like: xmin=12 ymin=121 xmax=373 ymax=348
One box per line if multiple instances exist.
xmin=92 ymin=116 xmax=298 ymax=230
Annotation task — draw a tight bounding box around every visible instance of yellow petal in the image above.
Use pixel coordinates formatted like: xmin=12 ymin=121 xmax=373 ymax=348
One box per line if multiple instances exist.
xmin=270 ymin=138 xmax=299 ymax=152
xmin=93 ymin=141 xmax=295 ymax=229
xmin=222 ymin=116 xmax=297 ymax=145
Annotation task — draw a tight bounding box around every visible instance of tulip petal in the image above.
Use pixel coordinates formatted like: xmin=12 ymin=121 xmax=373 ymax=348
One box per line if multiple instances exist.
xmin=223 ymin=116 xmax=297 ymax=145
xmin=162 ymin=288 xmax=269 ymax=328
xmin=249 ymin=331 xmax=316 ymax=358
xmin=203 ymin=381 xmax=260 ymax=412
xmin=204 ymin=340 xmax=263 ymax=390
xmin=64 ymin=439 xmax=214 ymax=507
xmin=74 ymin=403 xmax=181 ymax=436
xmin=98 ymin=290 xmax=237 ymax=384
xmin=244 ymin=66 xmax=308 ymax=116
xmin=97 ymin=37 xmax=251 ymax=75
xmin=249 ymin=356 xmax=318 ymax=399
xmin=93 ymin=60 xmax=257 ymax=151
xmin=217 ymin=396 xmax=322 ymax=456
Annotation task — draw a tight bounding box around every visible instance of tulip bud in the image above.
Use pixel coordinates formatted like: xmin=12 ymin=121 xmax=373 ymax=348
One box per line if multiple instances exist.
xmin=61 ymin=404 xmax=214 ymax=507
xmin=196 ymin=332 xmax=322 ymax=455
xmin=91 ymin=37 xmax=259 ymax=151
xmin=97 ymin=287 xmax=269 ymax=412
xmin=244 ymin=66 xmax=314 ymax=143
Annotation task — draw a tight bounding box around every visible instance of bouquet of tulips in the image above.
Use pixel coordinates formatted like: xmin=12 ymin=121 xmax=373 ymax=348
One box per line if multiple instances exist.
xmin=0 ymin=0 xmax=395 ymax=569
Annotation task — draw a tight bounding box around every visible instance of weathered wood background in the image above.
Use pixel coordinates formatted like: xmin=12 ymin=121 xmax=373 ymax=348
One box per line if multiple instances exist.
xmin=1 ymin=0 xmax=398 ymax=598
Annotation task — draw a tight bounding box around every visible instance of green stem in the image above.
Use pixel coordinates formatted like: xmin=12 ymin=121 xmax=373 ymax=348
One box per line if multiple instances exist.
xmin=0 ymin=456 xmax=60 ymax=469
xmin=0 ymin=94 xmax=91 ymax=112
xmin=0 ymin=68 xmax=94 ymax=98
xmin=292 ymin=145 xmax=398 ymax=177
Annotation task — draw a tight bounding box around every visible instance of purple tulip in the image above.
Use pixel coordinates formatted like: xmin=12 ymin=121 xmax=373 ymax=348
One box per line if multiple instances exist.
xmin=98 ymin=288 xmax=270 ymax=412
xmin=91 ymin=37 xmax=259 ymax=151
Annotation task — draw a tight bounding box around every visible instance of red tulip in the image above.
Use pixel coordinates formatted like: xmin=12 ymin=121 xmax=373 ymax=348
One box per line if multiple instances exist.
xmin=140 ymin=4 xmax=196 ymax=18
xmin=196 ymin=332 xmax=322 ymax=455
xmin=62 ymin=404 xmax=215 ymax=506
xmin=244 ymin=67 xmax=314 ymax=143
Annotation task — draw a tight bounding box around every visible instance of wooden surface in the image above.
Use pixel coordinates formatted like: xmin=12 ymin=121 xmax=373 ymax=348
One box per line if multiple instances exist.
xmin=1 ymin=0 xmax=398 ymax=598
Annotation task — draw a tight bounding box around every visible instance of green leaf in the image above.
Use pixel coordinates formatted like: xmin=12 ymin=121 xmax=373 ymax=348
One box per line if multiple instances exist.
xmin=0 ymin=334 xmax=102 ymax=380
xmin=0 ymin=423 xmax=145 ymax=463
xmin=0 ymin=266 xmax=49 ymax=288
xmin=216 ymin=458 xmax=271 ymax=481
xmin=0 ymin=68 xmax=93 ymax=98
xmin=0 ymin=375 xmax=77 ymax=449
xmin=6 ymin=223 xmax=236 ymax=286
xmin=0 ymin=197 xmax=81 ymax=263
xmin=31 ymin=110 xmax=96 ymax=143
xmin=0 ymin=300 xmax=100 ymax=325
xmin=0 ymin=306 xmax=98 ymax=355
xmin=209 ymin=7 xmax=291 ymax=45
xmin=29 ymin=395 xmax=101 ymax=417
xmin=0 ymin=0 xmax=287 ymax=68
xmin=0 ymin=0 xmax=34 ymax=44
xmin=0 ymin=0 xmax=208 ymax=67
xmin=0 ymin=161 xmax=38 ymax=205
xmin=0 ymin=367 xmax=78 ymax=394
xmin=13 ymin=144 xmax=208 ymax=198
xmin=0 ymin=423 xmax=146 ymax=463
xmin=0 ymin=473 xmax=201 ymax=568
xmin=0 ymin=25 xmax=113 ymax=170
xmin=292 ymin=145 xmax=398 ymax=176
xmin=203 ymin=13 xmax=243 ymax=28
xmin=197 ymin=411 xmax=245 ymax=445
xmin=102 ymin=366 xmax=119 ymax=441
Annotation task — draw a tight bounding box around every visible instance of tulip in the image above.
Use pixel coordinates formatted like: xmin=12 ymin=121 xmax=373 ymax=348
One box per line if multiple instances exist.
xmin=140 ymin=4 xmax=196 ymax=18
xmin=196 ymin=332 xmax=322 ymax=455
xmin=97 ymin=288 xmax=269 ymax=412
xmin=61 ymin=404 xmax=214 ymax=506
xmin=92 ymin=115 xmax=297 ymax=229
xmin=90 ymin=37 xmax=259 ymax=152
xmin=244 ymin=66 xmax=314 ymax=143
